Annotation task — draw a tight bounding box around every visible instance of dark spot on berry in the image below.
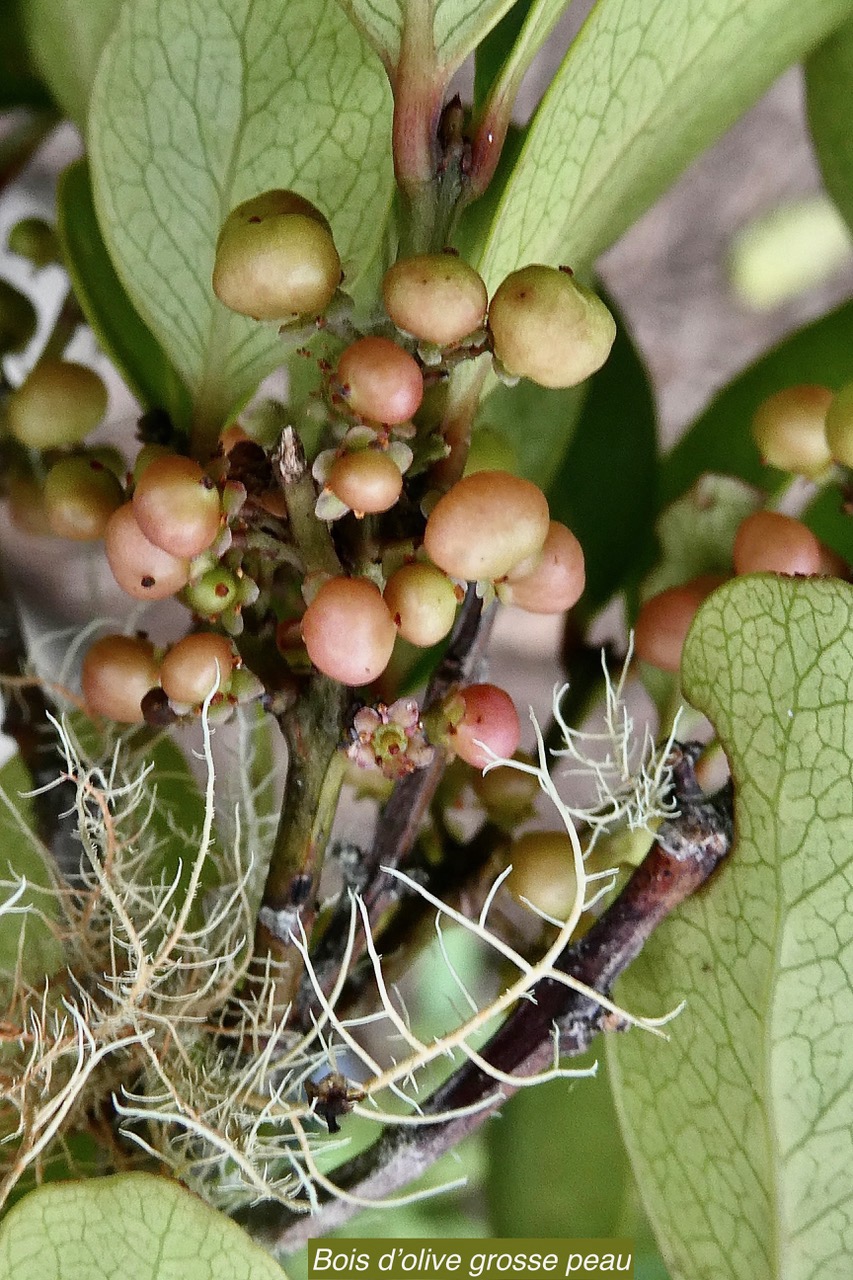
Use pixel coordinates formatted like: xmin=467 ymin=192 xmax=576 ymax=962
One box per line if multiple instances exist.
xmin=215 ymin=583 xmax=229 ymax=598
xmin=248 ymin=215 xmax=262 ymax=223
xmin=141 ymin=575 xmax=155 ymax=589
xmin=201 ymin=475 xmax=216 ymax=490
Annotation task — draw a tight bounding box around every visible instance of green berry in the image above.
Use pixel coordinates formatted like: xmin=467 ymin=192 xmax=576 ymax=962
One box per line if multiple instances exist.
xmin=506 ymin=831 xmax=578 ymax=919
xmin=7 ymin=360 xmax=108 ymax=449
xmin=44 ymin=456 xmax=124 ymax=541
xmin=213 ymin=188 xmax=341 ymax=321
xmin=488 ymin=265 xmax=615 ymax=388
xmin=7 ymin=218 xmax=62 ymax=269
xmin=752 ymin=385 xmax=833 ymax=478
xmin=825 ymin=382 xmax=853 ymax=469
xmin=383 ymin=562 xmax=459 ymax=646
xmin=184 ymin=566 xmax=240 ymax=616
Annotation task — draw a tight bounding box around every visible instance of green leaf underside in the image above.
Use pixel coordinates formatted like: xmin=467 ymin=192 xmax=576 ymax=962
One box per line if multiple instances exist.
xmin=0 ymin=1173 xmax=288 ymax=1279
xmin=473 ymin=0 xmax=536 ymax=110
xmin=0 ymin=754 xmax=63 ymax=987
xmin=806 ymin=14 xmax=853 ymax=237
xmin=547 ymin=299 xmax=658 ymax=614
xmin=661 ymin=299 xmax=853 ymax=507
xmin=58 ymin=160 xmax=192 ymax=427
xmin=479 ymin=372 xmax=586 ymax=490
xmin=477 ymin=0 xmax=853 ymax=290
xmin=23 ymin=0 xmax=121 ymax=127
xmin=333 ymin=0 xmax=520 ymax=72
xmin=88 ymin=0 xmax=393 ymax=431
xmin=610 ymin=576 xmax=853 ymax=1280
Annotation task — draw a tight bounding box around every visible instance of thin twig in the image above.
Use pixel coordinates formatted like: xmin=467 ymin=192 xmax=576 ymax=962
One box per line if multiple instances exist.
xmin=237 ymin=746 xmax=734 ymax=1249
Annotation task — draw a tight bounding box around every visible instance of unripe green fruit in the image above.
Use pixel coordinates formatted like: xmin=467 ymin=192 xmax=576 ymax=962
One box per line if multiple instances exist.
xmin=328 ymin=449 xmax=403 ymax=514
xmin=382 ymin=253 xmax=488 ymax=346
xmin=506 ymin=831 xmax=578 ymax=920
xmin=44 ymin=456 xmax=124 ymax=541
xmin=733 ymin=511 xmax=822 ymax=577
xmin=160 ymin=633 xmax=236 ymax=704
xmin=0 ymin=279 xmax=37 ymax=355
xmin=185 ymin=566 xmax=240 ymax=616
xmin=213 ymin=189 xmax=341 ymax=321
xmin=424 ymin=470 xmax=550 ymax=581
xmin=463 ymin=426 xmax=517 ymax=477
xmin=383 ymin=562 xmax=459 ymax=646
xmin=336 ymin=337 xmax=423 ymax=425
xmin=751 ymin=384 xmax=833 ymax=478
xmin=7 ymin=359 xmax=108 ymax=449
xmin=499 ymin=521 xmax=585 ymax=614
xmin=133 ymin=454 xmax=221 ymax=558
xmin=824 ymin=382 xmax=853 ymax=468
xmin=105 ymin=503 xmax=190 ymax=600
xmin=452 ymin=683 xmax=520 ymax=770
xmin=133 ymin=442 xmax=172 ymax=483
xmin=488 ymin=265 xmax=615 ymax=389
xmin=6 ymin=475 xmax=52 ymax=537
xmin=301 ymin=576 xmax=396 ymax=686
xmin=7 ymin=217 xmax=62 ymax=268
xmin=472 ymin=752 xmax=538 ymax=824
xmin=81 ymin=634 xmax=160 ymax=724
xmin=634 ymin=574 xmax=727 ymax=672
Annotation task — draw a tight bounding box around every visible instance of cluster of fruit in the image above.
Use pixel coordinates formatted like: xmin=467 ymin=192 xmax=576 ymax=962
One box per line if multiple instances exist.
xmin=635 ymin=383 xmax=852 ymax=673
xmin=2 ymin=187 xmax=616 ymax=762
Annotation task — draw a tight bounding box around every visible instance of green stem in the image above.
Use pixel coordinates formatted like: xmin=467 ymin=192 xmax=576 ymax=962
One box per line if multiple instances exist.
xmin=36 ymin=288 xmax=84 ymax=366
xmin=273 ymin=425 xmax=341 ymax=577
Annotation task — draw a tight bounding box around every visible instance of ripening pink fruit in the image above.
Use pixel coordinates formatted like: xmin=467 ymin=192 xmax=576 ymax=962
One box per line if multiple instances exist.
xmin=424 ymin=471 xmax=550 ymax=581
xmin=160 ymin=633 xmax=236 ymax=704
xmin=132 ymin=455 xmax=221 ymax=558
xmin=634 ymin=574 xmax=727 ymax=672
xmin=301 ymin=576 xmax=397 ymax=685
xmin=105 ymin=503 xmax=190 ymax=600
xmin=81 ymin=634 xmax=160 ymax=723
xmin=336 ymin=337 xmax=423 ymax=425
xmin=499 ymin=521 xmax=585 ymax=613
xmin=327 ymin=449 xmax=403 ymax=514
xmin=732 ymin=511 xmax=822 ymax=577
xmin=382 ymin=253 xmax=488 ymax=346
xmin=451 ymin=683 xmax=521 ymax=769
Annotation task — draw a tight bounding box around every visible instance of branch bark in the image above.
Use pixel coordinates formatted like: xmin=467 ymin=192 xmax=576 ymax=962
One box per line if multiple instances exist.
xmin=238 ymin=744 xmax=734 ymax=1251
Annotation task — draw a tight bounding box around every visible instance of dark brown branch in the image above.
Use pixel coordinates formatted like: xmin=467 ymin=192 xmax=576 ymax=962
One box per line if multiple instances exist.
xmin=294 ymin=586 xmax=495 ymax=1027
xmin=237 ymin=744 xmax=734 ymax=1251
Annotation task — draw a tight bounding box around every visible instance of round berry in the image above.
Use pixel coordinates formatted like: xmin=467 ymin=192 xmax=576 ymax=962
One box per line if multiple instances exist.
xmin=506 ymin=831 xmax=579 ymax=919
xmin=213 ymin=189 xmax=341 ymax=321
xmin=472 ymin=753 xmax=539 ymax=822
xmin=383 ymin=562 xmax=459 ymax=646
xmin=7 ymin=217 xmax=61 ymax=268
xmin=44 ymin=456 xmax=124 ymax=541
xmin=327 ymin=449 xmax=403 ymax=515
xmin=499 ymin=521 xmax=585 ymax=614
xmin=0 ymin=279 xmax=37 ymax=356
xmin=424 ymin=471 xmax=550 ymax=582
xmin=634 ymin=575 xmax=727 ymax=672
xmin=6 ymin=474 xmax=52 ymax=537
xmin=301 ymin=576 xmax=396 ymax=686
xmin=105 ymin=503 xmax=190 ymax=600
xmin=81 ymin=634 xmax=160 ymax=723
xmin=7 ymin=360 xmax=107 ymax=449
xmin=382 ymin=253 xmax=488 ymax=346
xmin=336 ymin=337 xmax=423 ymax=425
xmin=824 ymin=382 xmax=853 ymax=468
xmin=751 ymin=385 xmax=833 ymax=479
xmin=732 ymin=511 xmax=822 ymax=576
xmin=452 ymin=683 xmax=521 ymax=769
xmin=132 ymin=455 xmax=221 ymax=559
xmin=160 ymin=633 xmax=236 ymax=704
xmin=488 ymin=265 xmax=615 ymax=388
xmin=184 ymin=566 xmax=240 ymax=616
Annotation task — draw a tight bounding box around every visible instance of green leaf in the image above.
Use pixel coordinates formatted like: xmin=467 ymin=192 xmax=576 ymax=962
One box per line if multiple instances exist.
xmin=477 ymin=0 xmax=853 ymax=288
xmin=548 ymin=302 xmax=658 ymax=614
xmin=478 ymin=372 xmax=586 ymax=491
xmin=88 ymin=0 xmax=394 ymax=438
xmin=23 ymin=0 xmax=121 ymax=128
xmin=474 ymin=0 xmax=571 ymax=121
xmin=610 ymin=574 xmax=853 ymax=1280
xmin=641 ymin=475 xmax=759 ymax=601
xmin=661 ymin=299 xmax=853 ymax=507
xmin=473 ymin=0 xmax=535 ymax=110
xmin=0 ymin=754 xmax=63 ymax=987
xmin=0 ymin=1173 xmax=289 ymax=1278
xmin=57 ymin=160 xmax=191 ymax=428
xmin=806 ymin=14 xmax=853 ymax=236
xmin=335 ymin=0 xmax=521 ymax=73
